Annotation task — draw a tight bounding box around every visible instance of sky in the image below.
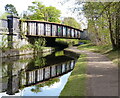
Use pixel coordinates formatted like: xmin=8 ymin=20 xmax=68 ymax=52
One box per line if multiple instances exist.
xmin=0 ymin=0 xmax=87 ymax=29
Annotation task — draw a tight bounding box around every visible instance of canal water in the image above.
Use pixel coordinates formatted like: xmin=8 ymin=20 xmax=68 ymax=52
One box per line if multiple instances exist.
xmin=0 ymin=50 xmax=78 ymax=97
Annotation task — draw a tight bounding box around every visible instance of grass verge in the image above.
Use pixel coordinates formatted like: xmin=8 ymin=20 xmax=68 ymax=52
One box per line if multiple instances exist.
xmin=60 ymin=54 xmax=87 ymax=96
xmin=78 ymin=41 xmax=119 ymax=64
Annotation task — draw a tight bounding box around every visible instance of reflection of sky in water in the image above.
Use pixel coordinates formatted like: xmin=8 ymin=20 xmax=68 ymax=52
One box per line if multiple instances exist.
xmin=22 ymin=72 xmax=72 ymax=96
xmin=0 ymin=91 xmax=22 ymax=97
xmin=0 ymin=71 xmax=71 ymax=97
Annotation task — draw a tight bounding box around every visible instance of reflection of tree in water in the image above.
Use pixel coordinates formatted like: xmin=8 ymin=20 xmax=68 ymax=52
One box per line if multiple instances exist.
xmin=2 ymin=63 xmax=8 ymax=77
xmin=26 ymin=56 xmax=46 ymax=70
xmin=31 ymin=78 xmax=60 ymax=93
xmin=31 ymin=87 xmax=41 ymax=93
xmin=34 ymin=56 xmax=46 ymax=67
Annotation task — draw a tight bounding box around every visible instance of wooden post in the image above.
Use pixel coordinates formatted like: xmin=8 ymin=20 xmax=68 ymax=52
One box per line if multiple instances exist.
xmin=51 ymin=24 xmax=52 ymax=36
xmin=27 ymin=22 xmax=29 ymax=35
xmin=35 ymin=70 xmax=37 ymax=82
xmin=61 ymin=64 xmax=62 ymax=74
xmin=74 ymin=29 xmax=75 ymax=38
xmin=43 ymin=68 xmax=45 ymax=80
xmin=56 ymin=25 xmax=58 ymax=36
xmin=69 ymin=61 xmax=71 ymax=69
xmin=79 ymin=31 xmax=81 ymax=38
xmin=50 ymin=66 xmax=52 ymax=78
xmin=36 ymin=22 xmax=38 ymax=35
xmin=44 ymin=23 xmax=46 ymax=36
xmin=61 ymin=26 xmax=63 ymax=37
xmin=26 ymin=72 xmax=29 ymax=85
xmin=66 ymin=27 xmax=68 ymax=37
xmin=77 ymin=31 xmax=79 ymax=38
xmin=65 ymin=63 xmax=67 ymax=72
xmin=56 ymin=65 xmax=57 ymax=76
xmin=70 ymin=28 xmax=72 ymax=37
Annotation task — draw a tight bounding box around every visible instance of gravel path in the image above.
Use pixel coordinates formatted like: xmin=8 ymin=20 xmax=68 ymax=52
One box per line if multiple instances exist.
xmin=67 ymin=47 xmax=118 ymax=96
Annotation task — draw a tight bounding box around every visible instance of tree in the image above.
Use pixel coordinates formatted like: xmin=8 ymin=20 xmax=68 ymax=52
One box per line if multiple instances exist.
xmin=0 ymin=12 xmax=10 ymax=19
xmin=60 ymin=1 xmax=120 ymax=49
xmin=63 ymin=17 xmax=81 ymax=29
xmin=26 ymin=1 xmax=61 ymax=23
xmin=27 ymin=1 xmax=45 ymax=20
xmin=5 ymin=4 xmax=18 ymax=16
xmin=83 ymin=2 xmax=120 ymax=49
xmin=43 ymin=6 xmax=61 ymax=22
xmin=83 ymin=2 xmax=110 ymax=45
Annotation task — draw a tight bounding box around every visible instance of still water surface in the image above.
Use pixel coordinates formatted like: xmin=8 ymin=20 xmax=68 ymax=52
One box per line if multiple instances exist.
xmin=0 ymin=51 xmax=78 ymax=96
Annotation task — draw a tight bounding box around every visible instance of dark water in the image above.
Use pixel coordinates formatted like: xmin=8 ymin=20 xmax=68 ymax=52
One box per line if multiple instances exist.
xmin=0 ymin=50 xmax=78 ymax=96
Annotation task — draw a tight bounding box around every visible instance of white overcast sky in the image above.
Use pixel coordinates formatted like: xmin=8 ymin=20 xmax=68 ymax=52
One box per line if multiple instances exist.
xmin=0 ymin=0 xmax=87 ymax=29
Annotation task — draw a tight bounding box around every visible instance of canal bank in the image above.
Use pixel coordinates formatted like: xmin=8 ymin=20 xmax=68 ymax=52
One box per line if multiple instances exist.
xmin=60 ymin=46 xmax=118 ymax=96
xmin=60 ymin=47 xmax=87 ymax=96
xmin=0 ymin=47 xmax=54 ymax=57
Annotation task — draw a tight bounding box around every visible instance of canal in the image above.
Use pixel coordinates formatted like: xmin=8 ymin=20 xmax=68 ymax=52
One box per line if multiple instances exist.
xmin=0 ymin=50 xmax=79 ymax=96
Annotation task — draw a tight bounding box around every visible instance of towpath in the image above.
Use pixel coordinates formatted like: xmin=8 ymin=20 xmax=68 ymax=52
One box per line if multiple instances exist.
xmin=67 ymin=46 xmax=118 ymax=96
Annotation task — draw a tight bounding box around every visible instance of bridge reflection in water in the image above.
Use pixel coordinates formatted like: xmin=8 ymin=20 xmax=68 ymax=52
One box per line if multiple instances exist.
xmin=1 ymin=52 xmax=77 ymax=95
xmin=24 ymin=60 xmax=76 ymax=86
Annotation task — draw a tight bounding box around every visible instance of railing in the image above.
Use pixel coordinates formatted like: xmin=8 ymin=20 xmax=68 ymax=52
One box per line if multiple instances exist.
xmin=20 ymin=20 xmax=82 ymax=39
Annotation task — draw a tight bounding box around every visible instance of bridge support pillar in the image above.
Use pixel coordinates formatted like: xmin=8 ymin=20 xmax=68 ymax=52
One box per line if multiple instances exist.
xmin=7 ymin=15 xmax=20 ymax=49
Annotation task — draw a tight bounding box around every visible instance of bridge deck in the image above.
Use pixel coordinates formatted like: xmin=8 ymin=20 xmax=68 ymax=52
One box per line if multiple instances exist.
xmin=20 ymin=20 xmax=82 ymax=39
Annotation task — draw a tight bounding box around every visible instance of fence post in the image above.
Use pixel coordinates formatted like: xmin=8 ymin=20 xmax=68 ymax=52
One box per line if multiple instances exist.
xmin=7 ymin=15 xmax=20 ymax=49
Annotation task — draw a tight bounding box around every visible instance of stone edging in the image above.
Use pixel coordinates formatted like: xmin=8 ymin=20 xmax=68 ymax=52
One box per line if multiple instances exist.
xmin=0 ymin=48 xmax=53 ymax=58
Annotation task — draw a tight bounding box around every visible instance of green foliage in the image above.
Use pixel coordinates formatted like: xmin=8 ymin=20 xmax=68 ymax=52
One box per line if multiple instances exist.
xmin=55 ymin=51 xmax=64 ymax=56
xmin=43 ymin=6 xmax=61 ymax=22
xmin=63 ymin=17 xmax=81 ymax=29
xmin=27 ymin=1 xmax=45 ymax=20
xmin=25 ymin=1 xmax=61 ymax=23
xmin=31 ymin=87 xmax=41 ymax=93
xmin=33 ymin=37 xmax=46 ymax=53
xmin=78 ymin=40 xmax=119 ymax=64
xmin=83 ymin=3 xmax=111 ymax=45
xmin=19 ymin=37 xmax=46 ymax=53
xmin=34 ymin=56 xmax=46 ymax=67
xmin=0 ymin=34 xmax=7 ymax=50
xmin=0 ymin=13 xmax=10 ymax=19
xmin=60 ymin=54 xmax=87 ymax=96
xmin=19 ymin=44 xmax=33 ymax=50
xmin=82 ymin=2 xmax=120 ymax=49
xmin=5 ymin=4 xmax=18 ymax=16
xmin=56 ymin=38 xmax=79 ymax=46
xmin=0 ymin=34 xmax=11 ymax=51
xmin=79 ymin=40 xmax=91 ymax=44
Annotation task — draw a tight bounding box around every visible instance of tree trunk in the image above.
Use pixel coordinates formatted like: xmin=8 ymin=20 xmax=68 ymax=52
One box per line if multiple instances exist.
xmin=108 ymin=18 xmax=116 ymax=49
xmin=115 ymin=3 xmax=120 ymax=49
xmin=108 ymin=9 xmax=116 ymax=49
